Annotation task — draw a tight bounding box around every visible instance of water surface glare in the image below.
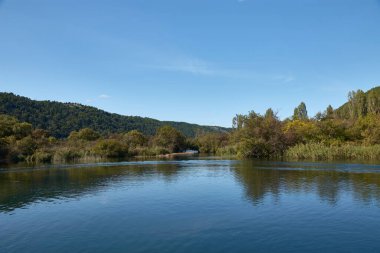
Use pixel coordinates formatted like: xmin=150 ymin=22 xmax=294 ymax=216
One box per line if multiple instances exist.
xmin=1 ymin=159 xmax=380 ymax=253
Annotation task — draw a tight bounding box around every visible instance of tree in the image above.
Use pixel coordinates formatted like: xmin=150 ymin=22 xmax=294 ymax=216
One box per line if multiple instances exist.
xmin=352 ymin=114 xmax=380 ymax=145
xmin=195 ymin=133 xmax=228 ymax=153
xmin=316 ymin=119 xmax=348 ymax=143
xmin=12 ymin=122 xmax=32 ymax=139
xmin=293 ymin=102 xmax=308 ymax=120
xmin=265 ymin=108 xmax=275 ymax=119
xmin=93 ymin=140 xmax=128 ymax=158
xmin=283 ymin=120 xmax=319 ymax=144
xmin=232 ymin=114 xmax=246 ymax=129
xmin=325 ymin=105 xmax=334 ymax=119
xmin=124 ymin=130 xmax=147 ymax=148
xmin=0 ymin=92 xmax=227 ymax=138
xmin=69 ymin=128 xmax=100 ymax=141
xmin=348 ymin=89 xmax=367 ymax=119
xmin=0 ymin=114 xmax=19 ymax=138
xmin=153 ymin=126 xmax=186 ymax=153
xmin=367 ymin=90 xmax=379 ymax=115
xmin=230 ymin=109 xmax=286 ymax=158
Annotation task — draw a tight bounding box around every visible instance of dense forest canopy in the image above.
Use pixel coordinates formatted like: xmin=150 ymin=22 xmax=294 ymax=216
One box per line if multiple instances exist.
xmin=0 ymin=92 xmax=228 ymax=138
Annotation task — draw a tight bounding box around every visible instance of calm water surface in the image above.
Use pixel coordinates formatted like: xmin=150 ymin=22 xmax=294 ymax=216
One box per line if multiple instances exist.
xmin=1 ymin=159 xmax=380 ymax=253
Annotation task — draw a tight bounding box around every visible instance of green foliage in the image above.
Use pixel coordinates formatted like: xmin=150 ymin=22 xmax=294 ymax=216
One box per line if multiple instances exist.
xmin=2 ymin=85 xmax=380 ymax=163
xmin=0 ymin=115 xmax=39 ymax=161
xmin=230 ymin=110 xmax=286 ymax=158
xmin=92 ymin=140 xmax=129 ymax=158
xmin=316 ymin=119 xmax=349 ymax=144
xmin=195 ymin=133 xmax=228 ymax=153
xmin=69 ymin=128 xmax=100 ymax=141
xmin=153 ymin=126 xmax=186 ymax=153
xmin=325 ymin=105 xmax=335 ymax=119
xmin=216 ymin=145 xmax=238 ymax=157
xmin=336 ymin=87 xmax=380 ymax=119
xmin=28 ymin=150 xmax=53 ymax=163
xmin=53 ymin=148 xmax=84 ymax=162
xmin=124 ymin=130 xmax=148 ymax=148
xmin=283 ymin=119 xmax=319 ymax=144
xmin=12 ymin=122 xmax=32 ymax=139
xmin=285 ymin=143 xmax=380 ymax=161
xmin=0 ymin=114 xmax=19 ymax=138
xmin=0 ymin=115 xmax=194 ymax=163
xmin=293 ymin=102 xmax=308 ymax=120
xmin=215 ymin=86 xmax=380 ymax=160
xmin=351 ymin=114 xmax=380 ymax=145
xmin=0 ymin=92 xmax=228 ymax=138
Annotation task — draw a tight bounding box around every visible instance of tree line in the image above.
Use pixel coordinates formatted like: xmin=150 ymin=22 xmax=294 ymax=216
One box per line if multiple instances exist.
xmin=196 ymin=87 xmax=380 ymax=160
xmin=1 ymin=86 xmax=380 ymax=163
xmin=0 ymin=114 xmax=192 ymax=163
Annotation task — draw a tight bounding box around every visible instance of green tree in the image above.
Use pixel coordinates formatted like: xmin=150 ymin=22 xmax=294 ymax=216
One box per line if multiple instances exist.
xmin=0 ymin=114 xmax=19 ymax=138
xmin=348 ymin=89 xmax=367 ymax=118
xmin=325 ymin=105 xmax=334 ymax=119
xmin=195 ymin=133 xmax=228 ymax=153
xmin=93 ymin=140 xmax=128 ymax=158
xmin=231 ymin=109 xmax=286 ymax=158
xmin=124 ymin=130 xmax=148 ymax=148
xmin=367 ymin=90 xmax=380 ymax=114
xmin=293 ymin=102 xmax=308 ymax=120
xmin=352 ymin=114 xmax=380 ymax=144
xmin=12 ymin=122 xmax=32 ymax=139
xmin=153 ymin=126 xmax=186 ymax=153
xmin=69 ymin=128 xmax=100 ymax=141
xmin=283 ymin=120 xmax=319 ymax=144
xmin=232 ymin=114 xmax=246 ymax=129
xmin=265 ymin=108 xmax=275 ymax=119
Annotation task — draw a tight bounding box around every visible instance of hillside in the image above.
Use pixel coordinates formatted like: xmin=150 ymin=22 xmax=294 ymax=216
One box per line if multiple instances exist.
xmin=0 ymin=92 xmax=228 ymax=138
xmin=335 ymin=86 xmax=380 ymax=119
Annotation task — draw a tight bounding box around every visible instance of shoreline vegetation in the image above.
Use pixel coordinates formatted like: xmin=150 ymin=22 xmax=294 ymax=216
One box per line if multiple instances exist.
xmin=1 ymin=87 xmax=380 ymax=164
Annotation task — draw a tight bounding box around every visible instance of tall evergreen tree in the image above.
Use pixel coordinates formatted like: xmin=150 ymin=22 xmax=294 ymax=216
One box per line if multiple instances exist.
xmin=293 ymin=102 xmax=308 ymax=120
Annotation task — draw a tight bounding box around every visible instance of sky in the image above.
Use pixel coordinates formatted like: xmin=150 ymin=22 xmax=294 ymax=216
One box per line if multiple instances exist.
xmin=1 ymin=0 xmax=380 ymax=127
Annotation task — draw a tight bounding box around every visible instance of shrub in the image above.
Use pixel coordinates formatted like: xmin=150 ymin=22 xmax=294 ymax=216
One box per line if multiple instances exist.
xmin=92 ymin=140 xmax=128 ymax=158
xmin=27 ymin=150 xmax=53 ymax=163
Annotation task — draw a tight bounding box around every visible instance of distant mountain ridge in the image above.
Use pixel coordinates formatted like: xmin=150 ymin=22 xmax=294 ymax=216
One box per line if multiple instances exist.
xmin=0 ymin=92 xmax=228 ymax=138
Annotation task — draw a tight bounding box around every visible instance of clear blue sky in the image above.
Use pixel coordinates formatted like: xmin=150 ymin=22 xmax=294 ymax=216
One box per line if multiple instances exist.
xmin=1 ymin=0 xmax=380 ymax=127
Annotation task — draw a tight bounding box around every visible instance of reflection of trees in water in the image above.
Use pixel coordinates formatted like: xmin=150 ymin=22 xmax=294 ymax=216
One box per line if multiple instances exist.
xmin=2 ymin=161 xmax=380 ymax=213
xmin=233 ymin=161 xmax=380 ymax=205
xmin=0 ymin=163 xmax=181 ymax=212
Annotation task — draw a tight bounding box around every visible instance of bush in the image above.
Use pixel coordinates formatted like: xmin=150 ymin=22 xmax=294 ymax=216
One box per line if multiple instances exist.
xmin=92 ymin=140 xmax=128 ymax=158
xmin=27 ymin=150 xmax=53 ymax=163
xmin=69 ymin=128 xmax=100 ymax=141
xmin=153 ymin=126 xmax=186 ymax=153
xmin=53 ymin=148 xmax=83 ymax=162
xmin=124 ymin=130 xmax=148 ymax=148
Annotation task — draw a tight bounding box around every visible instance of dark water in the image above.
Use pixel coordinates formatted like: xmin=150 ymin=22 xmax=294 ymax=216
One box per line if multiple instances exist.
xmin=1 ymin=159 xmax=380 ymax=253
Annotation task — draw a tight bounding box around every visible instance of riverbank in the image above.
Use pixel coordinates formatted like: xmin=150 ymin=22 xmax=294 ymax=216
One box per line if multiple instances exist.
xmin=157 ymin=151 xmax=199 ymax=158
xmin=284 ymin=143 xmax=380 ymax=161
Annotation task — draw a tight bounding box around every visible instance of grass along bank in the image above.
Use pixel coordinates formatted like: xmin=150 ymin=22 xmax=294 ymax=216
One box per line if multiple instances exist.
xmin=285 ymin=143 xmax=380 ymax=161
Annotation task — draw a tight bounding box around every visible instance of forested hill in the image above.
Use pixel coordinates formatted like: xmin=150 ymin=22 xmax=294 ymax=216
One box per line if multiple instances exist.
xmin=335 ymin=86 xmax=380 ymax=119
xmin=0 ymin=92 xmax=228 ymax=138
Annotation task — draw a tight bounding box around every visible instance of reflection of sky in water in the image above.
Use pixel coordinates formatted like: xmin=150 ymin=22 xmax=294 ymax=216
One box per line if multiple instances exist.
xmin=1 ymin=159 xmax=380 ymax=253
